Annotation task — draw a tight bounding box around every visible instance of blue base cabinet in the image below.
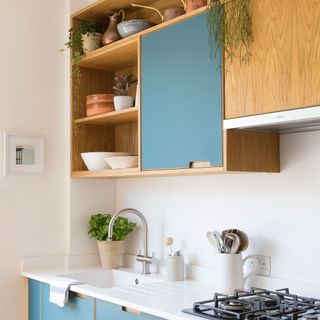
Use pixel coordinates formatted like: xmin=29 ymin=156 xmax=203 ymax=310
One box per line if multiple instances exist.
xmin=29 ymin=279 xmax=41 ymax=320
xmin=41 ymin=283 xmax=94 ymax=320
xmin=141 ymin=12 xmax=223 ymax=171
xmin=28 ymin=280 xmax=94 ymax=320
xmin=96 ymin=299 xmax=164 ymax=320
xmin=28 ymin=280 xmax=165 ymax=320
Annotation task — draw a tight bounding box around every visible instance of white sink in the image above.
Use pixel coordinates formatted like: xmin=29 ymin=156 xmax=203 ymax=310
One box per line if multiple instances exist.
xmin=60 ymin=269 xmax=161 ymax=288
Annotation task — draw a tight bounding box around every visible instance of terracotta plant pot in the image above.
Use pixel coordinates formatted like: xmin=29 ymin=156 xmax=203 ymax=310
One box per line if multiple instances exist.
xmin=97 ymin=240 xmax=124 ymax=269
xmin=82 ymin=32 xmax=102 ymax=53
xmin=186 ymin=0 xmax=207 ymax=13
xmin=86 ymin=94 xmax=114 ymax=116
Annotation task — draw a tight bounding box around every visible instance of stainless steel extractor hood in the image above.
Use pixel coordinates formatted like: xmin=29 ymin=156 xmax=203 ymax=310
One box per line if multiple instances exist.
xmin=223 ymin=105 xmax=320 ymax=134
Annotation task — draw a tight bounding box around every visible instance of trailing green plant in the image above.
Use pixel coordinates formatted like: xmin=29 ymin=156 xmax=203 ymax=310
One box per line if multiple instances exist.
xmin=88 ymin=213 xmax=136 ymax=242
xmin=113 ymin=74 xmax=137 ymax=96
xmin=77 ymin=21 xmax=102 ymax=36
xmin=63 ymin=21 xmax=102 ymax=115
xmin=207 ymin=0 xmax=252 ymax=64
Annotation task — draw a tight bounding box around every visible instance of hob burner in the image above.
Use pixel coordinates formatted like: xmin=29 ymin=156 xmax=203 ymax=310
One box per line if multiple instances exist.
xmin=219 ymin=300 xmax=252 ymax=312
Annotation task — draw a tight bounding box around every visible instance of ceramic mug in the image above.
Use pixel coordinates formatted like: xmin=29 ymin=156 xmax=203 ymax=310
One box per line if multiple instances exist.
xmin=215 ymin=253 xmax=257 ymax=295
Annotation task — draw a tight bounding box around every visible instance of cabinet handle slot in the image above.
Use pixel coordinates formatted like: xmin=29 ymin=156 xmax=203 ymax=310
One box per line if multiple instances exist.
xmin=122 ymin=306 xmax=141 ymax=315
xmin=189 ymin=161 xmax=211 ymax=168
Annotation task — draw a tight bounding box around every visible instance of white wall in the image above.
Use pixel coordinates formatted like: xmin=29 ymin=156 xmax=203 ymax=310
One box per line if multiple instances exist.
xmin=0 ymin=0 xmax=67 ymax=319
xmin=117 ymin=131 xmax=320 ymax=285
xmin=66 ymin=0 xmax=117 ymax=258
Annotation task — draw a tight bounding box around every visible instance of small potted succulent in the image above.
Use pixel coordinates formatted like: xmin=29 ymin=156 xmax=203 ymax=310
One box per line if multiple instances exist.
xmin=113 ymin=74 xmax=136 ymax=111
xmin=88 ymin=213 xmax=136 ymax=269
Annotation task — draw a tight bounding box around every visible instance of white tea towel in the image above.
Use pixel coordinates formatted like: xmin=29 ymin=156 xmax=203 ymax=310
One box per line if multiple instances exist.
xmin=49 ymin=277 xmax=84 ymax=307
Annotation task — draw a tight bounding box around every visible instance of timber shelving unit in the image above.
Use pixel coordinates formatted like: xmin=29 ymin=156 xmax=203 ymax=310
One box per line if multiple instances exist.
xmin=71 ymin=0 xmax=280 ymax=179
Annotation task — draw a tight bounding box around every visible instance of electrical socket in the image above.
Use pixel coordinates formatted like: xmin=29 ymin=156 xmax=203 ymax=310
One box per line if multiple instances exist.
xmin=244 ymin=255 xmax=271 ymax=276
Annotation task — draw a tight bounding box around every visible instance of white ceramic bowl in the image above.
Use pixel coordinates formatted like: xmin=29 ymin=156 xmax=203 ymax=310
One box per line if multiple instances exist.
xmin=105 ymin=156 xmax=138 ymax=169
xmin=81 ymin=152 xmax=131 ymax=171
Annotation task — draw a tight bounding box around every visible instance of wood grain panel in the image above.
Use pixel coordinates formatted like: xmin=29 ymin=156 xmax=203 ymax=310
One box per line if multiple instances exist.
xmin=72 ymin=126 xmax=115 ymax=171
xmin=72 ymin=68 xmax=115 ymax=171
xmin=225 ymin=0 xmax=320 ymax=119
xmin=115 ymin=123 xmax=138 ymax=155
xmin=226 ymin=129 xmax=280 ymax=172
xmin=72 ymin=0 xmax=155 ymax=20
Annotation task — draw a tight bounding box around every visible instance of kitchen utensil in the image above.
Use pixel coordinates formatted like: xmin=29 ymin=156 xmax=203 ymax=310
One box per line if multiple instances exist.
xmin=164 ymin=236 xmax=174 ymax=256
xmin=117 ymin=20 xmax=155 ymax=38
xmin=102 ymin=9 xmax=125 ymax=45
xmin=222 ymin=229 xmax=249 ymax=253
xmin=206 ymin=231 xmax=219 ymax=253
xmin=86 ymin=94 xmax=114 ymax=116
xmin=215 ymin=253 xmax=258 ymax=295
xmin=105 ymin=156 xmax=138 ymax=169
xmin=224 ymin=232 xmax=241 ymax=254
xmin=207 ymin=231 xmax=223 ymax=253
xmin=237 ymin=230 xmax=249 ymax=252
xmin=81 ymin=152 xmax=131 ymax=171
xmin=131 ymin=3 xmax=185 ymax=22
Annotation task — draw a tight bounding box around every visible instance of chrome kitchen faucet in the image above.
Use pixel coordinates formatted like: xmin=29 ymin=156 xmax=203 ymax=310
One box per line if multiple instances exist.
xmin=107 ymin=208 xmax=153 ymax=274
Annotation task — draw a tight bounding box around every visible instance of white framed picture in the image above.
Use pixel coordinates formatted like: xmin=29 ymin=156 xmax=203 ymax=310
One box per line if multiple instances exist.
xmin=3 ymin=133 xmax=45 ymax=176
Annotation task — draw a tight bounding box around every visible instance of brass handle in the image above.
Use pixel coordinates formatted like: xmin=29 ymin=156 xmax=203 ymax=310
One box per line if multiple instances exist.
xmin=131 ymin=3 xmax=164 ymax=22
xmin=122 ymin=306 xmax=141 ymax=315
xmin=189 ymin=161 xmax=211 ymax=168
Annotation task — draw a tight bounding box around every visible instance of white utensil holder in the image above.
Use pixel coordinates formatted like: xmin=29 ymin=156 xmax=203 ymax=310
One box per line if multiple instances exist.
xmin=166 ymin=256 xmax=185 ymax=281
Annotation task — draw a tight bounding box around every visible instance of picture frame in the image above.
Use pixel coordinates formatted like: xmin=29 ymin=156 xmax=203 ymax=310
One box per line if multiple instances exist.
xmin=3 ymin=133 xmax=45 ymax=176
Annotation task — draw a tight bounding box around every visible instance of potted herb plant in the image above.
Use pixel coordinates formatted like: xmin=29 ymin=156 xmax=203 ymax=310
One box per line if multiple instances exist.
xmin=88 ymin=213 xmax=136 ymax=269
xmin=78 ymin=21 xmax=102 ymax=54
xmin=113 ymin=74 xmax=136 ymax=111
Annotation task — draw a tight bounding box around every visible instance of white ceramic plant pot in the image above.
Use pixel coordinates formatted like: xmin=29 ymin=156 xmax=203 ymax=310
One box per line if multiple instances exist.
xmin=82 ymin=32 xmax=102 ymax=53
xmin=114 ymin=96 xmax=134 ymax=111
xmin=97 ymin=240 xmax=124 ymax=269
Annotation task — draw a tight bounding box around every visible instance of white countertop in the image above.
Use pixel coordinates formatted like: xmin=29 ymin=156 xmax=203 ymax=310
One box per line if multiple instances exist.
xmin=23 ymin=267 xmax=215 ymax=320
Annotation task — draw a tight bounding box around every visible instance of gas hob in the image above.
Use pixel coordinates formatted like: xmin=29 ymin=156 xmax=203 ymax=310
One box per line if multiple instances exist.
xmin=183 ymin=288 xmax=320 ymax=320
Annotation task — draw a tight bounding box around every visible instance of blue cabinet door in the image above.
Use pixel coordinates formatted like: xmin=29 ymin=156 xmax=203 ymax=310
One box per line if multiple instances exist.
xmin=28 ymin=279 xmax=40 ymax=320
xmin=41 ymin=283 xmax=94 ymax=320
xmin=96 ymin=299 xmax=165 ymax=320
xmin=141 ymin=12 xmax=222 ymax=170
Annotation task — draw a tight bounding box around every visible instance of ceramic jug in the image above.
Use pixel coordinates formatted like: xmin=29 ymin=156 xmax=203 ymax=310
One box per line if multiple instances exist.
xmin=102 ymin=9 xmax=125 ymax=46
xmin=215 ymin=253 xmax=257 ymax=295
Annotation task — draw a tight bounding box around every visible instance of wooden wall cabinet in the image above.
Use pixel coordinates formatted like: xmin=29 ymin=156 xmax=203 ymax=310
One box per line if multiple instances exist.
xmin=70 ymin=1 xmax=279 ymax=179
xmin=225 ymin=0 xmax=320 ymax=119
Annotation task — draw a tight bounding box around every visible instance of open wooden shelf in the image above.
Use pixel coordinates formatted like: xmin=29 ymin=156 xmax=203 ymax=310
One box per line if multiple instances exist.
xmin=75 ymin=107 xmax=138 ymax=126
xmin=72 ymin=168 xmax=140 ymax=178
xmin=71 ymin=166 xmax=226 ymax=179
xmin=77 ymin=7 xmax=207 ymax=72
xmin=79 ymin=36 xmax=138 ymax=71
